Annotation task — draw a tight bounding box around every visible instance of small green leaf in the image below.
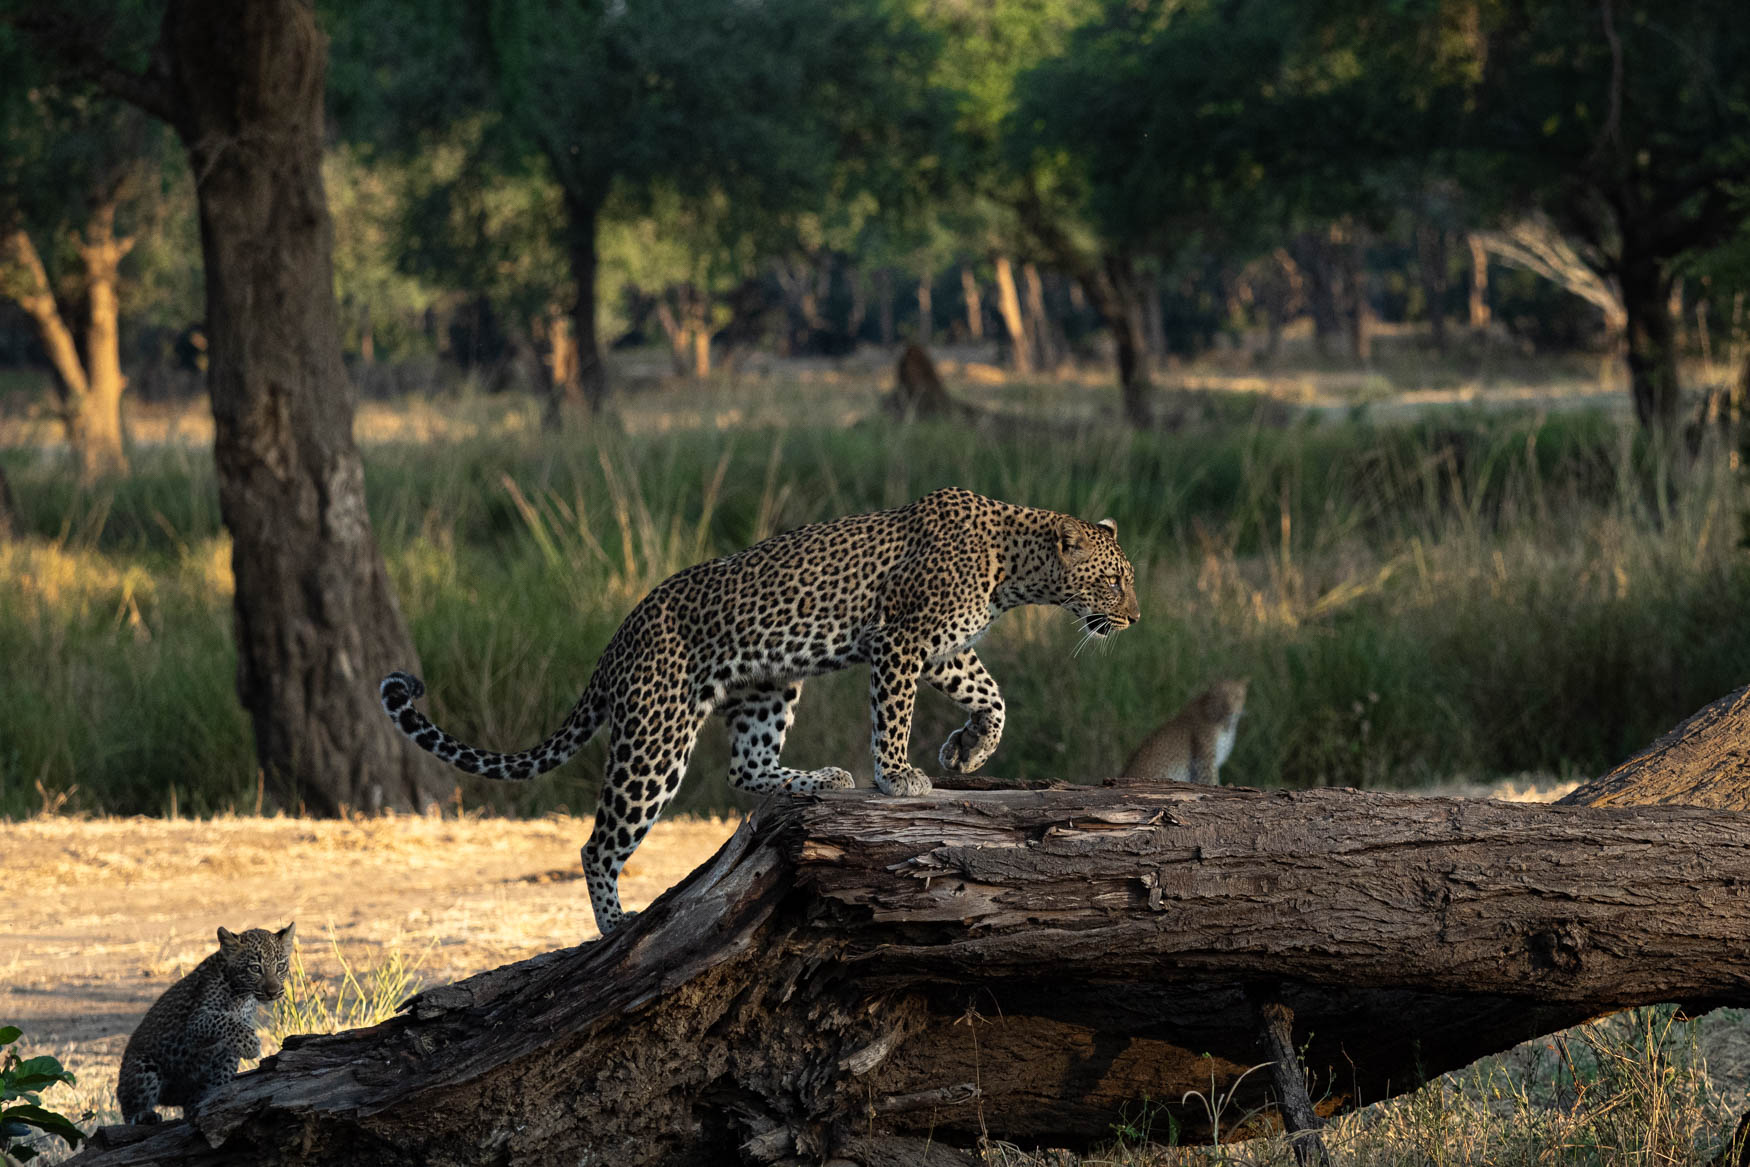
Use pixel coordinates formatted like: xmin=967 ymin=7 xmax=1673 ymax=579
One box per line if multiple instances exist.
xmin=0 ymin=1028 xmax=19 ymax=1048
xmin=0 ymin=1102 xmax=87 ymax=1147
xmin=7 ymin=1057 xmax=75 ymax=1090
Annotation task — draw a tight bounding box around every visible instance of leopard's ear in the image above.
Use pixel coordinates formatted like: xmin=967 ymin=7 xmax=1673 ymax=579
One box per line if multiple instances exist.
xmin=1097 ymin=517 xmax=1118 ymax=537
xmin=276 ymin=922 xmax=297 ymax=953
xmin=217 ymin=927 xmax=240 ymax=953
xmin=1056 ymin=516 xmax=1093 ymax=562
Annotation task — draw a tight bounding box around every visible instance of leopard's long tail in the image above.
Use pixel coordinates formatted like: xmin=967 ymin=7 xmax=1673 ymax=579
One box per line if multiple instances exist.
xmin=378 ymin=670 xmax=604 ymax=781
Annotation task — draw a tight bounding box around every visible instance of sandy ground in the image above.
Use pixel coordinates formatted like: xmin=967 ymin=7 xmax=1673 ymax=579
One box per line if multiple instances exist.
xmin=0 ymin=812 xmax=738 ymax=1135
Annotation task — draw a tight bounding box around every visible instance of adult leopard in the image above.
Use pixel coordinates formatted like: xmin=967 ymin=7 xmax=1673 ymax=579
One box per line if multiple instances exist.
xmin=380 ymin=487 xmax=1140 ymax=935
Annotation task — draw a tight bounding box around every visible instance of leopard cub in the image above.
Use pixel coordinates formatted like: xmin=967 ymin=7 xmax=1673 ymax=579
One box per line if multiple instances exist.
xmin=117 ymin=924 xmax=295 ymax=1124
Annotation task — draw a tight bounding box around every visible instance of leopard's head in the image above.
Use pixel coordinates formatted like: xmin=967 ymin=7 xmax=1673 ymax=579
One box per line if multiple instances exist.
xmin=218 ymin=923 xmax=297 ymax=1003
xmin=1051 ymin=516 xmax=1140 ymax=638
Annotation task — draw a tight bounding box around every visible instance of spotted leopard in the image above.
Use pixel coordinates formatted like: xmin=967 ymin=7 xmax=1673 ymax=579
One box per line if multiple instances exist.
xmin=117 ymin=924 xmax=295 ymax=1124
xmin=380 ymin=487 xmax=1139 ymax=935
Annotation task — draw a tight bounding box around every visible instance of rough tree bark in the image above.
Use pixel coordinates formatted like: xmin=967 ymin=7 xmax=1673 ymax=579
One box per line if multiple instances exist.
xmin=1560 ymin=684 xmax=1750 ymax=811
xmin=83 ymin=0 xmax=455 ymax=814
xmin=69 ymin=783 xmax=1750 ymax=1167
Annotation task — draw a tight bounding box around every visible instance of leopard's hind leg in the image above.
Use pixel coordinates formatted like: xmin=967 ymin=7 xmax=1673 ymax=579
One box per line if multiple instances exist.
xmin=721 ymin=681 xmax=854 ymax=794
xmin=118 ymin=1058 xmax=163 ymax=1125
xmin=581 ymin=673 xmax=711 ymax=937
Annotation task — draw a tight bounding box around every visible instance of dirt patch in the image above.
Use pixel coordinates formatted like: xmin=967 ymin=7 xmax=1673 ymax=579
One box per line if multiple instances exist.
xmin=1 ymin=811 xmax=736 ymax=1133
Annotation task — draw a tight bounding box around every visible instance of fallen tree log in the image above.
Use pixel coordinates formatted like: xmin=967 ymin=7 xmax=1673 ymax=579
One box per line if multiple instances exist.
xmin=1562 ymin=683 xmax=1750 ymax=810
xmin=69 ymin=784 xmax=1750 ymax=1167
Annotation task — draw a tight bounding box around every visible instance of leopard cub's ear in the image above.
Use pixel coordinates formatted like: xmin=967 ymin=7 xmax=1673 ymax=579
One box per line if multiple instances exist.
xmin=276 ymin=922 xmax=298 ymax=953
xmin=217 ymin=926 xmax=240 ymax=953
xmin=1097 ymin=518 xmax=1118 ymax=536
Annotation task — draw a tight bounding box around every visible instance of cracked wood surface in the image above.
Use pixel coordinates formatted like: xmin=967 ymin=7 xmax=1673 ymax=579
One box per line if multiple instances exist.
xmin=67 ymin=783 xmax=1750 ymax=1166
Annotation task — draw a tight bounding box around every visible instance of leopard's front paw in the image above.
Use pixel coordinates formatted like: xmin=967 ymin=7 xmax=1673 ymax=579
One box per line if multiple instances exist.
xmin=874 ymin=764 xmax=934 ymax=797
xmin=810 ymin=766 xmax=856 ymax=790
xmin=939 ymin=722 xmax=999 ymax=775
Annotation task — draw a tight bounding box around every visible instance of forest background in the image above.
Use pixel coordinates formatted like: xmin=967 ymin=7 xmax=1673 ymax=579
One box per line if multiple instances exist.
xmin=1 ymin=0 xmax=1748 ymax=821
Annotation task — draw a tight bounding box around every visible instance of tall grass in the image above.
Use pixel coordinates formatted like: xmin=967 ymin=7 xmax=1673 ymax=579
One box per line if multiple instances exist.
xmin=3 ymin=396 xmax=1745 ymax=817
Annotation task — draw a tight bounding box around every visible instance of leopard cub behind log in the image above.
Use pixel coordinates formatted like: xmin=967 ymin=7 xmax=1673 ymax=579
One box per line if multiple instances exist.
xmin=117 ymin=924 xmax=295 ymax=1125
xmin=1119 ymin=678 xmax=1249 ymax=785
xmin=381 ymin=487 xmax=1140 ymax=936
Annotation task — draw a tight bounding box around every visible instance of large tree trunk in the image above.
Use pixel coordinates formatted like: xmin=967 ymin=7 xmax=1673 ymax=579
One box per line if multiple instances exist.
xmin=158 ymin=0 xmax=451 ymax=814
xmin=1621 ymin=247 xmax=1682 ymax=430
xmin=70 ymin=779 xmax=1750 ymax=1167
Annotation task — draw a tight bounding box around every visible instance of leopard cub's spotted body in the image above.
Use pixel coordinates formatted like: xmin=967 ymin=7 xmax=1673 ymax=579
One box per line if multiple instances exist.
xmin=381 ymin=487 xmax=1140 ymax=936
xmin=118 ymin=924 xmax=295 ymax=1124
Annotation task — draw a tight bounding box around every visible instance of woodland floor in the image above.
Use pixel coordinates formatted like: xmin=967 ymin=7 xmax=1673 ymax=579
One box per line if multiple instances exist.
xmin=1 ymin=811 xmax=737 ymax=1132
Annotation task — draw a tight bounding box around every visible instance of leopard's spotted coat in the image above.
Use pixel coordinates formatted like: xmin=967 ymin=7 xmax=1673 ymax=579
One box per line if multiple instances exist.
xmin=117 ymin=924 xmax=295 ymax=1124
xmin=380 ymin=488 xmax=1139 ymax=935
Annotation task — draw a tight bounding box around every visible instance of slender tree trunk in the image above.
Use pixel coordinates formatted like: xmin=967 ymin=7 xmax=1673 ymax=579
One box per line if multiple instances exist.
xmin=846 ymin=267 xmax=868 ymax=340
xmin=2 ymin=229 xmax=93 ymax=451
xmin=959 ymin=265 xmax=982 ymax=340
xmin=1417 ymin=222 xmax=1449 ymax=353
xmin=2 ymin=207 xmax=132 ymax=482
xmin=992 ymin=255 xmax=1031 ymax=375
xmin=1021 ymin=261 xmax=1052 ymax=369
xmin=874 ymin=267 xmax=894 ymax=347
xmin=539 ymin=308 xmax=580 ymax=425
xmin=0 ymin=462 xmax=13 ymax=540
xmin=1143 ymin=275 xmax=1168 ymax=362
xmin=1620 ymin=249 xmax=1682 ymax=430
xmin=1468 ymin=234 xmax=1491 ymax=328
xmin=159 ymin=0 xmax=452 ymax=814
xmin=689 ymin=288 xmax=712 ymax=378
xmin=1101 ymin=253 xmax=1155 ymax=427
xmin=915 ymin=270 xmax=932 ymax=345
xmin=77 ymin=200 xmax=132 ymax=479
xmin=654 ymin=301 xmax=689 ymax=376
xmin=558 ymin=184 xmax=607 ymax=418
xmin=1295 ymin=231 xmax=1343 ymax=357
xmin=1340 ymin=223 xmax=1372 ymax=363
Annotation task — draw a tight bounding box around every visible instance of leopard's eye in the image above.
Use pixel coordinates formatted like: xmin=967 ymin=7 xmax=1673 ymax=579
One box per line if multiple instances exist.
xmin=1109 ymin=574 xmax=1123 ymax=594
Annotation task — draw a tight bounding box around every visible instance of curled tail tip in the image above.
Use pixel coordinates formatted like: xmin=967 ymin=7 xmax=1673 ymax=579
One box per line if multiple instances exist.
xmin=380 ymin=671 xmax=426 ymax=705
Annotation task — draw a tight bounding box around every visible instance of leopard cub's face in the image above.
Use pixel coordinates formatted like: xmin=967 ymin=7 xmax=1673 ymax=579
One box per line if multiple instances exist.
xmin=1055 ymin=518 xmax=1141 ymax=638
xmin=218 ymin=924 xmax=296 ymax=1004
